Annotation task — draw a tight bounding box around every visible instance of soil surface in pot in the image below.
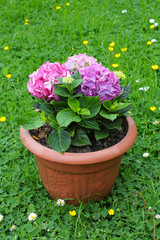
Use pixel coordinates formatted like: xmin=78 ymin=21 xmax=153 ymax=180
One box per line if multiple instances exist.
xmin=29 ymin=122 xmax=127 ymax=153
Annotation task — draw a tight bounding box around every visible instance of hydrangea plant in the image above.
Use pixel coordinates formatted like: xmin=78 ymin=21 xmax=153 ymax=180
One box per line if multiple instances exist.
xmin=19 ymin=53 xmax=131 ymax=153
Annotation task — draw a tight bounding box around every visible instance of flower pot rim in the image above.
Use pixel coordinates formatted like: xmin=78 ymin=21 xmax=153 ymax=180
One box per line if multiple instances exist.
xmin=20 ymin=116 xmax=137 ymax=165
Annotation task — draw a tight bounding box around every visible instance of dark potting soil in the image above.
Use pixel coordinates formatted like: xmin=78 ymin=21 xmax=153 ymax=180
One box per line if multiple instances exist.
xmin=29 ymin=121 xmax=127 ymax=153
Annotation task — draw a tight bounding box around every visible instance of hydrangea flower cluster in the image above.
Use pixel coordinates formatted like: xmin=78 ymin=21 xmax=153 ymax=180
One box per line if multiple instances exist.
xmin=62 ymin=53 xmax=97 ymax=71
xmin=27 ymin=54 xmax=121 ymax=103
xmin=79 ymin=63 xmax=121 ymax=102
xmin=27 ymin=62 xmax=70 ymax=101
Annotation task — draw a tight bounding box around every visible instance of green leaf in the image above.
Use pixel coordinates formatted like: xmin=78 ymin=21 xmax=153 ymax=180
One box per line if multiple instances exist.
xmin=103 ymin=118 xmax=123 ymax=130
xmin=71 ymin=71 xmax=82 ymax=80
xmin=53 ymin=84 xmax=70 ymax=97
xmin=70 ymin=79 xmax=83 ymax=90
xmin=110 ymin=101 xmax=117 ymax=110
xmin=100 ymin=110 xmax=119 ymax=121
xmin=94 ymin=126 xmax=109 ymax=141
xmin=48 ymin=129 xmax=71 ymax=153
xmin=71 ymin=128 xmax=91 ymax=146
xmin=41 ymin=110 xmax=47 ymax=122
xmin=103 ymin=100 xmax=112 ymax=110
xmin=111 ymin=103 xmax=131 ymax=112
xmin=57 ymin=109 xmax=81 ymax=127
xmin=27 ymin=204 xmax=35 ymax=215
xmin=40 ymin=102 xmax=53 ymax=117
xmin=68 ymin=126 xmax=76 ymax=137
xmin=68 ymin=97 xmax=80 ymax=112
xmin=48 ymin=112 xmax=59 ymax=129
xmin=79 ymin=96 xmax=101 ymax=119
xmin=78 ymin=119 xmax=100 ymax=130
xmin=114 ymin=106 xmax=131 ymax=115
xmin=18 ymin=111 xmax=45 ymax=130
xmin=53 ymin=101 xmax=68 ymax=111
xmin=79 ymin=108 xmax=91 ymax=115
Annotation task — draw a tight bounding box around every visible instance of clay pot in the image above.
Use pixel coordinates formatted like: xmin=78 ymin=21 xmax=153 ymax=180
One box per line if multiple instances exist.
xmin=20 ymin=116 xmax=137 ymax=204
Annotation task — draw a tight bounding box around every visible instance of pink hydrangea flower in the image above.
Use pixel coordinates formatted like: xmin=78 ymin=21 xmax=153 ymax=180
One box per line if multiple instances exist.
xmin=27 ymin=62 xmax=70 ymax=101
xmin=62 ymin=53 xmax=98 ymax=71
xmin=79 ymin=64 xmax=121 ymax=102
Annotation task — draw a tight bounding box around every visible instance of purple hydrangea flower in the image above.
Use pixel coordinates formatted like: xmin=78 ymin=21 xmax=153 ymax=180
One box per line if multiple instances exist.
xmin=79 ymin=63 xmax=121 ymax=102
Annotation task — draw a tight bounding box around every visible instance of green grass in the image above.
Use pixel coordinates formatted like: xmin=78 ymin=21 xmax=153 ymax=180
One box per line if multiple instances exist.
xmin=0 ymin=0 xmax=160 ymax=239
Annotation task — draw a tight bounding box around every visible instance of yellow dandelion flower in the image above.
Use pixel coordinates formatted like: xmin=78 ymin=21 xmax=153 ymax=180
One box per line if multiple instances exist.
xmin=83 ymin=40 xmax=88 ymax=45
xmin=108 ymin=47 xmax=114 ymax=51
xmin=147 ymin=41 xmax=152 ymax=45
xmin=108 ymin=209 xmax=114 ymax=215
xmin=56 ymin=6 xmax=61 ymax=9
xmin=128 ymin=111 xmax=131 ymax=114
xmin=69 ymin=210 xmax=76 ymax=216
xmin=109 ymin=42 xmax=115 ymax=47
xmin=150 ymin=25 xmax=155 ymax=29
xmin=115 ymin=53 xmax=121 ymax=58
xmin=72 ymin=47 xmax=74 ymax=50
xmin=25 ymin=19 xmax=29 ymax=22
xmin=4 ymin=46 xmax=9 ymax=50
xmin=0 ymin=117 xmax=6 ymax=122
xmin=152 ymin=65 xmax=159 ymax=70
xmin=150 ymin=106 xmax=156 ymax=111
xmin=159 ymin=107 xmax=160 ymax=110
xmin=25 ymin=22 xmax=29 ymax=25
xmin=6 ymin=74 xmax=12 ymax=79
xmin=66 ymin=3 xmax=70 ymax=5
xmin=112 ymin=64 xmax=119 ymax=68
xmin=121 ymin=47 xmax=127 ymax=52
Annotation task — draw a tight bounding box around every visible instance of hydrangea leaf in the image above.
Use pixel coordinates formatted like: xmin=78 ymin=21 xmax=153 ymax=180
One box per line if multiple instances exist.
xmin=19 ymin=111 xmax=45 ymax=130
xmin=100 ymin=110 xmax=119 ymax=121
xmin=53 ymin=101 xmax=68 ymax=111
xmin=79 ymin=96 xmax=101 ymax=119
xmin=78 ymin=119 xmax=100 ymax=130
xmin=53 ymin=84 xmax=70 ymax=97
xmin=78 ymin=108 xmax=90 ymax=115
xmin=70 ymin=79 xmax=83 ymax=90
xmin=103 ymin=118 xmax=123 ymax=130
xmin=103 ymin=100 xmax=112 ymax=110
xmin=111 ymin=103 xmax=131 ymax=112
xmin=71 ymin=128 xmax=91 ymax=146
xmin=48 ymin=129 xmax=71 ymax=153
xmin=68 ymin=97 xmax=80 ymax=112
xmin=94 ymin=126 xmax=109 ymax=141
xmin=57 ymin=109 xmax=81 ymax=127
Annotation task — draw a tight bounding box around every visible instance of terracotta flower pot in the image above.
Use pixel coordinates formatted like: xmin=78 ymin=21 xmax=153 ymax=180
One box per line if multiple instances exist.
xmin=20 ymin=116 xmax=137 ymax=204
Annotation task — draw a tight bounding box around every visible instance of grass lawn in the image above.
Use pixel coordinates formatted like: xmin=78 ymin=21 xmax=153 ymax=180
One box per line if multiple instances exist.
xmin=0 ymin=0 xmax=160 ymax=239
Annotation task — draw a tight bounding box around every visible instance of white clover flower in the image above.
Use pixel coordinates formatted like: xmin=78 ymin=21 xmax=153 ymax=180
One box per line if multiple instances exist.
xmin=151 ymin=39 xmax=157 ymax=43
xmin=149 ymin=19 xmax=155 ymax=23
xmin=152 ymin=120 xmax=159 ymax=125
xmin=10 ymin=225 xmax=16 ymax=231
xmin=154 ymin=23 xmax=159 ymax=27
xmin=122 ymin=10 xmax=127 ymax=13
xmin=143 ymin=153 xmax=149 ymax=157
xmin=0 ymin=214 xmax=4 ymax=221
xmin=28 ymin=213 xmax=37 ymax=221
xmin=155 ymin=215 xmax=160 ymax=219
xmin=136 ymin=79 xmax=140 ymax=83
xmin=56 ymin=199 xmax=65 ymax=206
xmin=139 ymin=87 xmax=149 ymax=91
